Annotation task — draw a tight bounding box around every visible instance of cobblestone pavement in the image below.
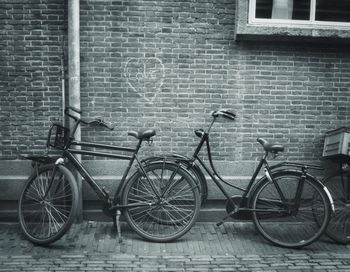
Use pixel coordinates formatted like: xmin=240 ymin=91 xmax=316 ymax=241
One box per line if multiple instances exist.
xmin=0 ymin=221 xmax=350 ymax=271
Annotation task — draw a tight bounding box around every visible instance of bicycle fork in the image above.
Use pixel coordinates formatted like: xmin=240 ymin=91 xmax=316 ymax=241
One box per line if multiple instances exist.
xmin=42 ymin=158 xmax=65 ymax=200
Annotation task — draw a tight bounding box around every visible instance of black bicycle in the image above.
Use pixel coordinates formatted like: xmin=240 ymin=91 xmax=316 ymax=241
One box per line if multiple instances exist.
xmin=322 ymin=160 xmax=350 ymax=244
xmin=18 ymin=107 xmax=201 ymax=245
xmin=144 ymin=109 xmax=334 ymax=248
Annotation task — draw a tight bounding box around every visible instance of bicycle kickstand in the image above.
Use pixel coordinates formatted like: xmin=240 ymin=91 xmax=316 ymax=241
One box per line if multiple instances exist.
xmin=114 ymin=210 xmax=123 ymax=243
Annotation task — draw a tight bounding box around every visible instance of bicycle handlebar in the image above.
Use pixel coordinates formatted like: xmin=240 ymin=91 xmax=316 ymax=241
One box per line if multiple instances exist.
xmin=64 ymin=107 xmax=115 ymax=131
xmin=67 ymin=106 xmax=82 ymax=115
xmin=87 ymin=119 xmax=116 ymax=131
xmin=211 ymin=109 xmax=236 ymax=121
xmin=64 ymin=107 xmax=81 ymax=122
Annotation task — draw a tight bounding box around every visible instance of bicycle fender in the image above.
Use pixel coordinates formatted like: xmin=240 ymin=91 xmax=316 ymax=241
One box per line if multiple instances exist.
xmin=247 ymin=169 xmax=299 ymax=199
xmin=118 ymin=160 xmax=201 ymax=198
xmin=118 ymin=162 xmax=173 ymax=201
xmin=302 ymin=171 xmax=335 ymax=213
xmin=140 ymin=160 xmax=199 ymax=182
xmin=25 ymin=163 xmax=76 ymax=186
xmin=141 ymin=154 xmax=208 ymax=204
xmin=249 ymin=169 xmax=335 ymax=212
xmin=116 ymin=161 xmax=165 ymax=204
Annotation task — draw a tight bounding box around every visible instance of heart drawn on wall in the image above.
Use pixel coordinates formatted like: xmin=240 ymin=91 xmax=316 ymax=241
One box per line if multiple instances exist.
xmin=124 ymin=58 xmax=165 ymax=102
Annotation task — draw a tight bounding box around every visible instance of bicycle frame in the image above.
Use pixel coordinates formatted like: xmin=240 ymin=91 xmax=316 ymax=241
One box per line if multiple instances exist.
xmin=190 ymin=115 xmax=332 ymax=216
xmin=142 ymin=113 xmax=333 ymax=218
xmin=62 ymin=140 xmax=143 ymax=205
xmin=191 ymin=129 xmax=278 ymax=209
xmin=20 ymin=108 xmax=205 ymax=245
xmin=50 ymin=112 xmax=156 ymax=212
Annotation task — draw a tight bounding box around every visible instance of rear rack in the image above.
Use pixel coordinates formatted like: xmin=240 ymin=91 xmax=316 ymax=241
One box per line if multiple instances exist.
xmin=270 ymin=162 xmax=324 ymax=171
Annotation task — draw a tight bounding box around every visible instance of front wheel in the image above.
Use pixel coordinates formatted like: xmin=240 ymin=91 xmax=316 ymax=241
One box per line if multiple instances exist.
xmin=250 ymin=171 xmax=331 ymax=248
xmin=18 ymin=164 xmax=78 ymax=245
xmin=323 ymin=170 xmax=350 ymax=244
xmin=122 ymin=162 xmax=201 ymax=242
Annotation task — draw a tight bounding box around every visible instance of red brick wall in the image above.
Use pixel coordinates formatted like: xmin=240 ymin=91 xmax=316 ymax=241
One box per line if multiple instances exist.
xmin=1 ymin=0 xmax=350 ymax=165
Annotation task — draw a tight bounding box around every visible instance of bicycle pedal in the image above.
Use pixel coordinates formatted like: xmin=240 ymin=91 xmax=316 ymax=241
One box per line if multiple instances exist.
xmin=216 ymin=218 xmax=227 ymax=227
xmin=216 ymin=221 xmax=224 ymax=227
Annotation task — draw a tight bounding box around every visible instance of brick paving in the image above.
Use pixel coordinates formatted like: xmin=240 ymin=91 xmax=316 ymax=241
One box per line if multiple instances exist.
xmin=0 ymin=221 xmax=350 ymax=271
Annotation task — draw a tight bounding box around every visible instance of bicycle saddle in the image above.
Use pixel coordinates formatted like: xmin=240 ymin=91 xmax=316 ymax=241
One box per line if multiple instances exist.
xmin=128 ymin=129 xmax=156 ymax=140
xmin=257 ymin=138 xmax=284 ymax=153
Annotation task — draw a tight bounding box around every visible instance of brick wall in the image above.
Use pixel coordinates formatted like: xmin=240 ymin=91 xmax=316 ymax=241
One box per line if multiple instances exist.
xmin=78 ymin=0 xmax=350 ymax=164
xmin=1 ymin=0 xmax=350 ymax=165
xmin=0 ymin=0 xmax=66 ymax=159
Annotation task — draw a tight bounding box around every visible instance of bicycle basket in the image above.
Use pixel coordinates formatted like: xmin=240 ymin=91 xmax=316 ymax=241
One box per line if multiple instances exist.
xmin=47 ymin=124 xmax=70 ymax=149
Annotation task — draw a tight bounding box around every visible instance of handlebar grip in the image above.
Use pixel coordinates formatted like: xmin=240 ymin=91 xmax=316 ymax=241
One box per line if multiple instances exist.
xmin=211 ymin=109 xmax=236 ymax=121
xmin=63 ymin=107 xmax=115 ymax=131
xmin=88 ymin=119 xmax=115 ymax=131
xmin=99 ymin=120 xmax=115 ymax=131
xmin=211 ymin=111 xmax=219 ymax=117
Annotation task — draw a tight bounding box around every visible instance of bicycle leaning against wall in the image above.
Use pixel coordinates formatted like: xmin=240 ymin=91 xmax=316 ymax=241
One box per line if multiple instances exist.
xmin=18 ymin=107 xmax=201 ymax=245
xmin=322 ymin=163 xmax=350 ymax=244
xmin=319 ymin=127 xmax=350 ymax=245
xmin=144 ymin=109 xmax=335 ymax=248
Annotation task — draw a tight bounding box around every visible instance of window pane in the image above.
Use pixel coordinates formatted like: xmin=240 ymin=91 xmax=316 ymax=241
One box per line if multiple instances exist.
xmin=255 ymin=0 xmax=310 ymax=20
xmin=316 ymin=0 xmax=350 ymax=22
xmin=292 ymin=0 xmax=311 ymax=20
xmin=256 ymin=0 xmax=273 ymax=19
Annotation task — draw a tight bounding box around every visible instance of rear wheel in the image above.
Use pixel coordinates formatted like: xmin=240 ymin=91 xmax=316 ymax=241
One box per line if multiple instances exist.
xmin=122 ymin=162 xmax=200 ymax=242
xmin=323 ymin=170 xmax=350 ymax=244
xmin=18 ymin=164 xmax=78 ymax=245
xmin=250 ymin=171 xmax=331 ymax=248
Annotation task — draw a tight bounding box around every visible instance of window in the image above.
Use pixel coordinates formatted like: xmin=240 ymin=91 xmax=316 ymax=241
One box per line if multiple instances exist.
xmin=250 ymin=0 xmax=350 ymax=26
xmin=235 ymin=0 xmax=350 ymax=41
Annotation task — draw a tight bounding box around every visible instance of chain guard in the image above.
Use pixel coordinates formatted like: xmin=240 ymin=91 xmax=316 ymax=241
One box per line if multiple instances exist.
xmin=102 ymin=201 xmax=115 ymax=218
xmin=225 ymin=196 xmax=252 ymax=221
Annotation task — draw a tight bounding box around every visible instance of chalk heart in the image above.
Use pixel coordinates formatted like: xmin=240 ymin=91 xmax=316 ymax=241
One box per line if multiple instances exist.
xmin=124 ymin=58 xmax=165 ymax=102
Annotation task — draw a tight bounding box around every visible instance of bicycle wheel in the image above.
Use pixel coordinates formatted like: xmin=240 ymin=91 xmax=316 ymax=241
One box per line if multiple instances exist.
xmin=144 ymin=157 xmax=208 ymax=206
xmin=18 ymin=164 xmax=78 ymax=245
xmin=323 ymin=171 xmax=350 ymax=244
xmin=122 ymin=162 xmax=201 ymax=242
xmin=250 ymin=170 xmax=331 ymax=248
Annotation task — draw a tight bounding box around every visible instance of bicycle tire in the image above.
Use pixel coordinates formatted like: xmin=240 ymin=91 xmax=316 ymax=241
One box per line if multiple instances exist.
xmin=128 ymin=162 xmax=200 ymax=227
xmin=122 ymin=162 xmax=201 ymax=242
xmin=250 ymin=170 xmax=331 ymax=248
xmin=323 ymin=171 xmax=350 ymax=244
xmin=18 ymin=164 xmax=78 ymax=245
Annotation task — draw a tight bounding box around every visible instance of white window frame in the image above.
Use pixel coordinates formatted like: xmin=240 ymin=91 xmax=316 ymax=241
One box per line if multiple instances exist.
xmin=249 ymin=0 xmax=350 ymax=28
